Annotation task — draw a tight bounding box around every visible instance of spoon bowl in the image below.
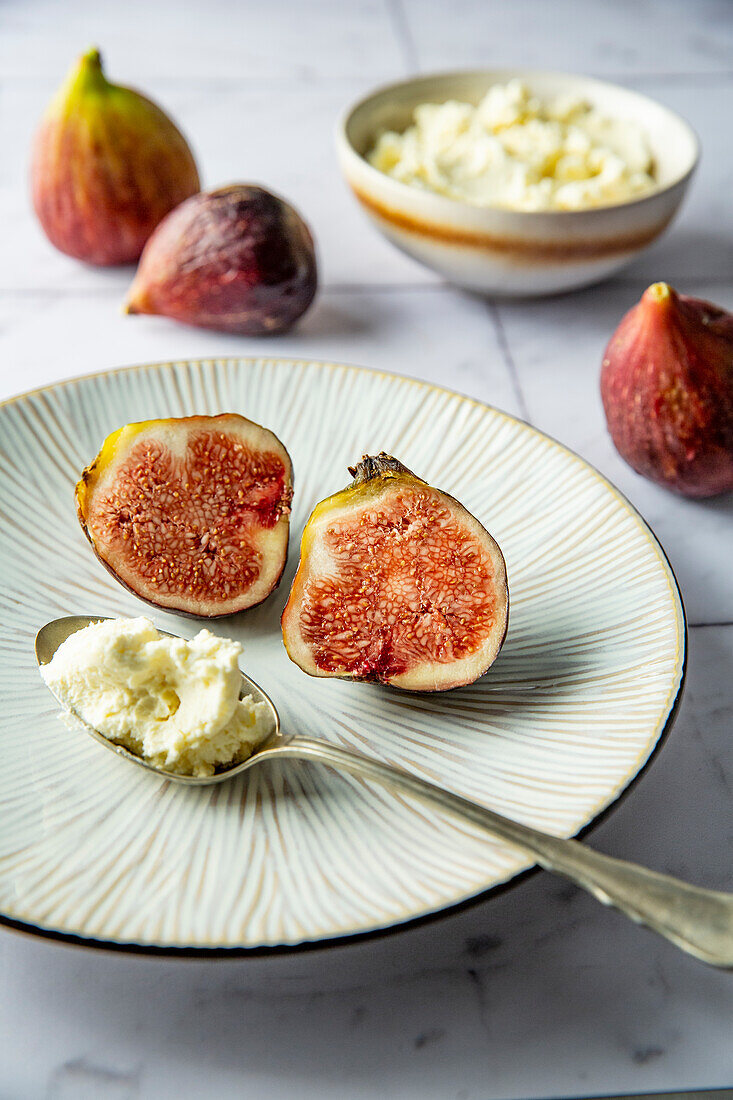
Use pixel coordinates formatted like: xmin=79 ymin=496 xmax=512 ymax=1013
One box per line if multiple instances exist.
xmin=35 ymin=614 xmax=286 ymax=786
xmin=35 ymin=615 xmax=733 ymax=967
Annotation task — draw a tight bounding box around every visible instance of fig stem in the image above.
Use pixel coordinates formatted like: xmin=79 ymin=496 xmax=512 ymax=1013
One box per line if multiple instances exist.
xmin=348 ymin=453 xmax=416 ymax=485
xmin=647 ymin=281 xmax=673 ymax=304
xmin=122 ymin=286 xmax=149 ymax=315
xmin=82 ymin=46 xmax=103 ymax=70
xmin=69 ymin=47 xmax=108 ymax=96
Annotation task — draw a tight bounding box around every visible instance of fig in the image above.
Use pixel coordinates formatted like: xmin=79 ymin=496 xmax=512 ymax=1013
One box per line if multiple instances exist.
xmin=124 ymin=185 xmax=317 ymax=334
xmin=31 ymin=48 xmax=200 ymax=266
xmin=601 ymin=282 xmax=733 ymax=498
xmin=76 ymin=414 xmax=293 ymax=617
xmin=282 ymin=454 xmax=508 ymax=692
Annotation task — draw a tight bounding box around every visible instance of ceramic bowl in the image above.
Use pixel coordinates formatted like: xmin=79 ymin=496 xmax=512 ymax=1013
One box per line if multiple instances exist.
xmin=336 ymin=69 xmax=699 ymax=296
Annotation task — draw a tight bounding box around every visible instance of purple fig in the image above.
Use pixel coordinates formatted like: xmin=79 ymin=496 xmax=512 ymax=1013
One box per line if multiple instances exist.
xmin=124 ymin=185 xmax=318 ymax=334
xmin=601 ymin=282 xmax=733 ymax=498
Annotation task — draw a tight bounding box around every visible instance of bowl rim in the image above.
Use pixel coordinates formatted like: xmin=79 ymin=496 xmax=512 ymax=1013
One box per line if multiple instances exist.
xmin=336 ymin=67 xmax=701 ymax=220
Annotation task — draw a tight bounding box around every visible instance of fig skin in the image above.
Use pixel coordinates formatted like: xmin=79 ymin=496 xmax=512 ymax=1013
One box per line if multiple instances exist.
xmin=282 ymin=454 xmax=509 ymax=692
xmin=124 ymin=185 xmax=318 ymax=334
xmin=76 ymin=414 xmax=293 ymax=618
xmin=601 ymin=282 xmax=733 ymax=498
xmin=31 ymin=48 xmax=200 ymax=266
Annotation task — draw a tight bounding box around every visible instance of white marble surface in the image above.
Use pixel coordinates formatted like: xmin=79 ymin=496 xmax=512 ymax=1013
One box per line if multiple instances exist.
xmin=1 ymin=0 xmax=732 ymax=1096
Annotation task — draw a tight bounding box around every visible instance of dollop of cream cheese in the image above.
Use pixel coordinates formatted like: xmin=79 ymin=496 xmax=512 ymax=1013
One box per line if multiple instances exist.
xmin=368 ymin=79 xmax=656 ymax=211
xmin=40 ymin=617 xmax=274 ymax=777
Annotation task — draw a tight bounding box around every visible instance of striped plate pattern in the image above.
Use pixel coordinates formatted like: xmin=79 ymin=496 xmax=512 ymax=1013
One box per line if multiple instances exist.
xmin=0 ymin=358 xmax=685 ymax=951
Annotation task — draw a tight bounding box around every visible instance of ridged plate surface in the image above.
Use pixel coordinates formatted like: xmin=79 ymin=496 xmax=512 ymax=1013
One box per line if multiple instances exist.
xmin=0 ymin=358 xmax=685 ymax=951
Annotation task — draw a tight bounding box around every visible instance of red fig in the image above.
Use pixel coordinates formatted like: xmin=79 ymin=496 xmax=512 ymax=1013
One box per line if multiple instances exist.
xmin=282 ymin=454 xmax=508 ymax=692
xmin=124 ymin=185 xmax=318 ymax=334
xmin=31 ymin=48 xmax=200 ymax=265
xmin=76 ymin=414 xmax=293 ymax=617
xmin=601 ymin=283 xmax=733 ymax=498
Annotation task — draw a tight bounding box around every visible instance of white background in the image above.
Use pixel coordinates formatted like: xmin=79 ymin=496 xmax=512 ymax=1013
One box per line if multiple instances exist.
xmin=1 ymin=1 xmax=732 ymax=1097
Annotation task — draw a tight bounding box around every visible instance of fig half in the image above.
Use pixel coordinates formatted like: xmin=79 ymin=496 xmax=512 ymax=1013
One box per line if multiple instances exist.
xmin=77 ymin=414 xmax=293 ymax=617
xmin=282 ymin=454 xmax=508 ymax=692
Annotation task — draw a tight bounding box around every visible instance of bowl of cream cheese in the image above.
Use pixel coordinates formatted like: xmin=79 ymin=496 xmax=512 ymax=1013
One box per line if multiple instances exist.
xmin=336 ymin=70 xmax=699 ymax=296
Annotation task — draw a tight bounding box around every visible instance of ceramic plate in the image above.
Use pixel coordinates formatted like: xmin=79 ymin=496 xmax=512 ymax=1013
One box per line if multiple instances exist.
xmin=0 ymin=357 xmax=685 ymax=953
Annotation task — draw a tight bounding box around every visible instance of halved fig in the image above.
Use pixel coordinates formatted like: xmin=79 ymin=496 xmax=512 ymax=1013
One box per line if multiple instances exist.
xmin=282 ymin=454 xmax=508 ymax=691
xmin=76 ymin=413 xmax=293 ymax=617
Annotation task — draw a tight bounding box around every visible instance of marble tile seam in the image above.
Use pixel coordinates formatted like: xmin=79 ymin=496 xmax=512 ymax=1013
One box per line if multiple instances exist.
xmin=0 ymin=73 xmax=401 ymax=89
xmin=386 ymin=0 xmax=420 ymax=74
xmin=4 ymin=70 xmax=733 ymax=91
xmin=0 ymin=283 xmax=446 ymax=297
xmin=486 ymin=301 xmax=532 ymax=425
xmin=567 ymin=69 xmax=733 ymax=87
xmin=4 ymin=278 xmax=733 ymax=297
xmin=600 ymin=277 xmax=733 ymax=289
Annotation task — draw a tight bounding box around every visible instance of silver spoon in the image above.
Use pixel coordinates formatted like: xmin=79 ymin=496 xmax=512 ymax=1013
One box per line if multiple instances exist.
xmin=36 ymin=614 xmax=733 ymax=968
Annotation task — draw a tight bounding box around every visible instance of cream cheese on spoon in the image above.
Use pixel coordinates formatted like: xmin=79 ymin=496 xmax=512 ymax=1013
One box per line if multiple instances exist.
xmin=40 ymin=617 xmax=273 ymax=777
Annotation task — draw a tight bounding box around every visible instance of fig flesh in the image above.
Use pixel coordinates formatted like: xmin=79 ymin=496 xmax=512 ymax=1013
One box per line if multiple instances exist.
xmin=31 ymin=48 xmax=200 ymax=266
xmin=124 ymin=185 xmax=317 ymax=334
xmin=282 ymin=454 xmax=508 ymax=692
xmin=76 ymin=414 xmax=293 ymax=617
xmin=601 ymin=282 xmax=733 ymax=498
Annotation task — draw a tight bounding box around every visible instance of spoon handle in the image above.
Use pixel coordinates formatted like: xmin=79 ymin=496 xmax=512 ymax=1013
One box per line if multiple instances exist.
xmin=276 ymin=735 xmax=733 ymax=967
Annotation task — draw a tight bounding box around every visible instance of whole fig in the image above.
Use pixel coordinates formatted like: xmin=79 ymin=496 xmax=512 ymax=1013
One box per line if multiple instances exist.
xmin=124 ymin=185 xmax=318 ymax=334
xmin=601 ymin=282 xmax=733 ymax=498
xmin=31 ymin=48 xmax=200 ymax=265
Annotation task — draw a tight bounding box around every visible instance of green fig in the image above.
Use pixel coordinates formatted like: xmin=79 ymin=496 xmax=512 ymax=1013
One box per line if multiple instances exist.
xmin=31 ymin=48 xmax=200 ymax=266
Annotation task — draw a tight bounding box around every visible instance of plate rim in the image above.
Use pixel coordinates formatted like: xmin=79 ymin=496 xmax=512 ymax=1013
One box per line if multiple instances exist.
xmin=0 ymin=355 xmax=687 ymax=957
